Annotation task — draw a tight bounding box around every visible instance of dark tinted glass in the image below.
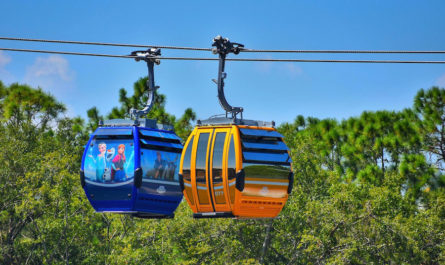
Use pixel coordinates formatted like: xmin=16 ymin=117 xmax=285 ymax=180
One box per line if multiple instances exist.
xmin=228 ymin=135 xmax=236 ymax=180
xmin=196 ymin=133 xmax=210 ymax=183
xmin=141 ymin=149 xmax=180 ymax=181
xmin=182 ymin=136 xmax=194 ymax=181
xmin=243 ymin=163 xmax=290 ymax=180
xmin=212 ymin=133 xmax=226 ymax=184
xmin=139 ymin=130 xmax=181 ymax=140
xmin=140 ymin=139 xmax=183 ymax=150
xmin=242 ymin=141 xmax=288 ymax=151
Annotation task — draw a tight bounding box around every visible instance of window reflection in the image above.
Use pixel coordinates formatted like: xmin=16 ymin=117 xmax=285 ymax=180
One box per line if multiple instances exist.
xmin=243 ymin=163 xmax=290 ymax=180
xmin=212 ymin=133 xmax=226 ymax=184
xmin=141 ymin=149 xmax=180 ymax=181
xmin=196 ymin=133 xmax=210 ymax=183
xmin=182 ymin=136 xmax=194 ymax=182
xmin=228 ymin=135 xmax=236 ymax=181
xmin=242 ymin=141 xmax=288 ymax=151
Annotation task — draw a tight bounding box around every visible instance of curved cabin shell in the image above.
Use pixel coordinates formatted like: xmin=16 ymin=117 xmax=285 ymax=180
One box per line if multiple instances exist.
xmin=80 ymin=119 xmax=184 ymax=219
xmin=180 ymin=123 xmax=293 ymax=218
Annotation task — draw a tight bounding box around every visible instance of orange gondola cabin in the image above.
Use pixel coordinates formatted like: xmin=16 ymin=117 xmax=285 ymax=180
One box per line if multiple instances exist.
xmin=179 ymin=119 xmax=293 ymax=218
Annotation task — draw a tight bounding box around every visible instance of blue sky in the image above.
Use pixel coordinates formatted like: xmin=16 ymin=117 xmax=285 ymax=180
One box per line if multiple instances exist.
xmin=1 ymin=1 xmax=445 ymax=125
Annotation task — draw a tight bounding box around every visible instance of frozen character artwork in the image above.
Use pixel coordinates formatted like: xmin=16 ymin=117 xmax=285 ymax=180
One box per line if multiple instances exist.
xmin=154 ymin=151 xmax=166 ymax=179
xmin=111 ymin=144 xmax=126 ymax=182
xmin=103 ymin=147 xmax=115 ymax=181
xmin=88 ymin=142 xmax=108 ymax=182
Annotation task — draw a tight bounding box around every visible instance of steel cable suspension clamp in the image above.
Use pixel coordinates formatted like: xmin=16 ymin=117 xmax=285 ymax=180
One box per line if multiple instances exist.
xmin=212 ymin=36 xmax=245 ymax=119
xmin=129 ymin=48 xmax=161 ymax=124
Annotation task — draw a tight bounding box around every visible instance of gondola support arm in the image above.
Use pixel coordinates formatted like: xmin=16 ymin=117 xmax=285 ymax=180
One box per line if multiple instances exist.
xmin=130 ymin=48 xmax=161 ymax=124
xmin=212 ymin=36 xmax=245 ymax=119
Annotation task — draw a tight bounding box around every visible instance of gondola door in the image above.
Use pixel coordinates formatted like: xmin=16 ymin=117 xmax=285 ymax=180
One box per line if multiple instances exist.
xmin=193 ymin=129 xmax=214 ymax=212
xmin=209 ymin=128 xmax=232 ymax=212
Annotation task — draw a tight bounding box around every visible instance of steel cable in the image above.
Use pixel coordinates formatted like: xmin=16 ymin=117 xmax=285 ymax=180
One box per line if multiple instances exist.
xmin=241 ymin=48 xmax=445 ymax=54
xmin=1 ymin=36 xmax=445 ymax=54
xmin=0 ymin=36 xmax=212 ymax=51
xmin=2 ymin=47 xmax=445 ymax=64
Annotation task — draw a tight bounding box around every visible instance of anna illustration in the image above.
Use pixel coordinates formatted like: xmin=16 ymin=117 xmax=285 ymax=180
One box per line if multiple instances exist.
xmin=111 ymin=144 xmax=126 ymax=182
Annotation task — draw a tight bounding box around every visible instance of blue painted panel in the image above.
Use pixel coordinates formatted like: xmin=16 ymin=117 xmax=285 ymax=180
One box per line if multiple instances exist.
xmin=86 ymin=181 xmax=134 ymax=201
xmin=243 ymin=151 xmax=292 ymax=163
xmin=140 ymin=179 xmax=182 ymax=197
xmin=242 ymin=141 xmax=289 ymax=151
xmin=239 ymin=128 xmax=283 ymax=138
xmin=81 ymin=134 xmax=94 ymax=171
xmin=91 ymin=200 xmax=134 ymax=212
xmin=134 ymin=193 xmax=182 ymax=215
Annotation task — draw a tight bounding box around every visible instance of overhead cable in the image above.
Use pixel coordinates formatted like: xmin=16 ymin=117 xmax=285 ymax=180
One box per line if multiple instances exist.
xmin=0 ymin=36 xmax=212 ymax=51
xmin=0 ymin=47 xmax=136 ymax=59
xmin=2 ymin=47 xmax=445 ymax=64
xmin=1 ymin=36 xmax=445 ymax=54
xmin=241 ymin=48 xmax=445 ymax=54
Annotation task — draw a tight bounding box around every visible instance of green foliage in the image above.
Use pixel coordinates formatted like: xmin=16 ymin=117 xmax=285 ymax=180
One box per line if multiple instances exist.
xmin=0 ymin=82 xmax=65 ymax=129
xmin=1 ymin=81 xmax=444 ymax=264
xmin=414 ymin=86 xmax=445 ymax=169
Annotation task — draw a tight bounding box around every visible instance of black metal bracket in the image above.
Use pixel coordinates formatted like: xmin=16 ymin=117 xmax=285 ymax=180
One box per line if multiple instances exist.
xmin=212 ymin=36 xmax=245 ymax=119
xmin=287 ymin=172 xmax=294 ymax=194
xmin=129 ymin=48 xmax=161 ymax=123
xmin=80 ymin=170 xmax=85 ymax=187
xmin=134 ymin=167 xmax=143 ymax=188
xmin=235 ymin=169 xmax=245 ymax=191
xmin=178 ymin=174 xmax=185 ymax=191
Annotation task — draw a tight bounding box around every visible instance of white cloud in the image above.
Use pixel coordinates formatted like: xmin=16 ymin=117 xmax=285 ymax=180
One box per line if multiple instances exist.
xmin=254 ymin=58 xmax=303 ymax=78
xmin=0 ymin=51 xmax=15 ymax=84
xmin=25 ymin=55 xmax=74 ymax=81
xmin=283 ymin=63 xmax=302 ymax=77
xmin=0 ymin=51 xmax=11 ymax=67
xmin=256 ymin=61 xmax=273 ymax=73
xmin=254 ymin=54 xmax=273 ymax=73
xmin=24 ymin=55 xmax=75 ymax=96
xmin=436 ymin=72 xmax=445 ymax=87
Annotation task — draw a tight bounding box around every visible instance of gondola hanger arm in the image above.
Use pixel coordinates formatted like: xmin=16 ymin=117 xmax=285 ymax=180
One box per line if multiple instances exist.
xmin=212 ymin=36 xmax=245 ymax=119
xmin=129 ymin=48 xmax=161 ymax=123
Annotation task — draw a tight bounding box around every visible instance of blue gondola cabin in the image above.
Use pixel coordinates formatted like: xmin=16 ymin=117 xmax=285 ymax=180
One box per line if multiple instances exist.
xmin=80 ymin=119 xmax=183 ymax=218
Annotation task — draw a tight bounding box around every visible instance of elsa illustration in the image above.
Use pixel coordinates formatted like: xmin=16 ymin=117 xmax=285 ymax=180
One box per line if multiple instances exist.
xmin=89 ymin=142 xmax=107 ymax=182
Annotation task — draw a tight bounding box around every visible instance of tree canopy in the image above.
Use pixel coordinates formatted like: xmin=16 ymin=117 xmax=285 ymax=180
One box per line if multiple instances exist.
xmin=0 ymin=80 xmax=444 ymax=264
